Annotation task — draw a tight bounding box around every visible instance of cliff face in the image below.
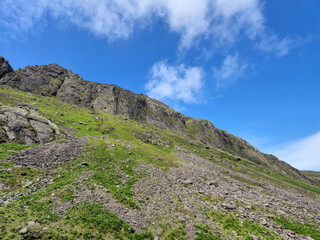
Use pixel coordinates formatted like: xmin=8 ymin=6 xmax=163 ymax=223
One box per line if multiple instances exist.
xmin=1 ymin=63 xmax=186 ymax=131
xmin=0 ymin=57 xmax=308 ymax=181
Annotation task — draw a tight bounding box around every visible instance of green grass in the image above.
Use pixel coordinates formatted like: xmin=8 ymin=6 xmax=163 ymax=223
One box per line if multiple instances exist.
xmin=267 ymin=173 xmax=320 ymax=194
xmin=86 ymin=137 xmax=142 ymax=208
xmin=0 ymin=142 xmax=31 ymax=161
xmin=208 ymin=210 xmax=279 ymax=239
xmin=195 ymin=225 xmax=222 ymax=240
xmin=0 ymin=161 xmax=41 ymax=192
xmin=65 ymin=203 xmax=154 ymax=240
xmin=159 ymin=223 xmax=188 ymax=240
xmin=271 ymin=216 xmax=320 ymax=240
xmin=29 ymin=200 xmax=60 ymax=223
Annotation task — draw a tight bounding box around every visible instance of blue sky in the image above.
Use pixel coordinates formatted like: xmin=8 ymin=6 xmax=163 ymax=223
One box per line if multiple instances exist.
xmin=0 ymin=0 xmax=319 ymax=170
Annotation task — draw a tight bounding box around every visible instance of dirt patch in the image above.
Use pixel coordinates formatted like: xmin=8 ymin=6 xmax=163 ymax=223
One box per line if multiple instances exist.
xmin=6 ymin=136 xmax=83 ymax=169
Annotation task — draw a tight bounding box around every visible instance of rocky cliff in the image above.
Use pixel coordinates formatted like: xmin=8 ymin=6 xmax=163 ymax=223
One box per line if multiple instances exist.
xmin=0 ymin=62 xmax=186 ymax=131
xmin=0 ymin=57 xmax=309 ymax=181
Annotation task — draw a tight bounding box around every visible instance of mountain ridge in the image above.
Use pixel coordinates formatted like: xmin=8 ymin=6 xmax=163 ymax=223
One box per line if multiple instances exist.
xmin=0 ymin=56 xmax=311 ymax=181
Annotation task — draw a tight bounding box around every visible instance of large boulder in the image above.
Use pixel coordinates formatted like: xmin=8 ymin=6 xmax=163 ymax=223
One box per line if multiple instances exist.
xmin=0 ymin=56 xmax=13 ymax=79
xmin=0 ymin=106 xmax=61 ymax=145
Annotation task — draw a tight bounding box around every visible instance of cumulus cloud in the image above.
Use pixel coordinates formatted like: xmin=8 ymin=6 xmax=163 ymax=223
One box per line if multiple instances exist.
xmin=0 ymin=0 xmax=291 ymax=55
xmin=145 ymin=61 xmax=204 ymax=103
xmin=270 ymin=132 xmax=320 ymax=171
xmin=213 ymin=54 xmax=248 ymax=88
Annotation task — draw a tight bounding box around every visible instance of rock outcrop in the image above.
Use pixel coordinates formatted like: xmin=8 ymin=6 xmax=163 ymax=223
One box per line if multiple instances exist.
xmin=0 ymin=62 xmax=186 ymax=131
xmin=185 ymin=118 xmax=309 ymax=182
xmin=0 ymin=56 xmax=13 ymax=79
xmin=0 ymin=106 xmax=61 ymax=145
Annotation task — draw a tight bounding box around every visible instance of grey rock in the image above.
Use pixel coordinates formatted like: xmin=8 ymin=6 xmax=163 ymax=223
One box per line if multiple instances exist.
xmin=19 ymin=227 xmax=29 ymax=234
xmin=0 ymin=183 xmax=10 ymax=190
xmin=221 ymin=203 xmax=237 ymax=210
xmin=78 ymin=120 xmax=87 ymax=125
xmin=261 ymin=218 xmax=268 ymax=225
xmin=23 ymin=180 xmax=33 ymax=188
xmin=0 ymin=106 xmax=60 ymax=145
xmin=0 ymin=56 xmax=13 ymax=79
xmin=306 ymin=237 xmax=315 ymax=240
xmin=29 ymin=119 xmax=54 ymax=143
xmin=28 ymin=221 xmax=40 ymax=227
xmin=183 ymin=179 xmax=193 ymax=185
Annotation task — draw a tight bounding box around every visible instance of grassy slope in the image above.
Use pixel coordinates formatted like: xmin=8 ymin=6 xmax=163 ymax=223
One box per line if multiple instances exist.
xmin=0 ymin=86 xmax=319 ymax=239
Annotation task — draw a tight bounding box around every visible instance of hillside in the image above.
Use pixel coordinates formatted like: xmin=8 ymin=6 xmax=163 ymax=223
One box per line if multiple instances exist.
xmin=0 ymin=56 xmax=319 ymax=240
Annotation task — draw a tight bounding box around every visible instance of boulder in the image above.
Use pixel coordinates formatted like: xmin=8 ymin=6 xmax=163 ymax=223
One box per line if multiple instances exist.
xmin=221 ymin=203 xmax=237 ymax=210
xmin=0 ymin=106 xmax=61 ymax=145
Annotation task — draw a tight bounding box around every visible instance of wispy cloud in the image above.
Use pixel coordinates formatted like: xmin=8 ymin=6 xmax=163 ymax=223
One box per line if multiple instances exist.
xmin=269 ymin=132 xmax=320 ymax=171
xmin=0 ymin=0 xmax=301 ymax=105
xmin=213 ymin=53 xmax=248 ymax=88
xmin=0 ymin=0 xmax=292 ymax=56
xmin=145 ymin=61 xmax=204 ymax=104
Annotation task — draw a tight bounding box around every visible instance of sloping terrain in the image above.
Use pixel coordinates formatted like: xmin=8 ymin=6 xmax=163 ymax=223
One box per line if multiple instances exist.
xmin=0 ymin=56 xmax=319 ymax=240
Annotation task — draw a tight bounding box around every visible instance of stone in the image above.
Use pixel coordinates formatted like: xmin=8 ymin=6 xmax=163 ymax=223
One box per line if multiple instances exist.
xmin=221 ymin=203 xmax=237 ymax=210
xmin=81 ymin=162 xmax=89 ymax=167
xmin=0 ymin=106 xmax=60 ymax=145
xmin=78 ymin=121 xmax=87 ymax=125
xmin=23 ymin=180 xmax=33 ymax=188
xmin=28 ymin=221 xmax=40 ymax=227
xmin=306 ymin=237 xmax=315 ymax=240
xmin=0 ymin=183 xmax=10 ymax=190
xmin=183 ymin=179 xmax=193 ymax=185
xmin=19 ymin=227 xmax=29 ymax=234
xmin=261 ymin=219 xmax=268 ymax=225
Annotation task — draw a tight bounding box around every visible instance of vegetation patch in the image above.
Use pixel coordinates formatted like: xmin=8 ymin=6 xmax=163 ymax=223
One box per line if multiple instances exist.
xmin=65 ymin=203 xmax=154 ymax=239
xmin=159 ymin=223 xmax=187 ymax=240
xmin=208 ymin=210 xmax=278 ymax=239
xmin=271 ymin=216 xmax=320 ymax=240
xmin=195 ymin=224 xmax=222 ymax=240
xmin=0 ymin=142 xmax=32 ymax=161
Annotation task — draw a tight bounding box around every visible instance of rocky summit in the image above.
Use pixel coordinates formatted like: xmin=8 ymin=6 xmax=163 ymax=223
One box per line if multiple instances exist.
xmin=0 ymin=57 xmax=319 ymax=240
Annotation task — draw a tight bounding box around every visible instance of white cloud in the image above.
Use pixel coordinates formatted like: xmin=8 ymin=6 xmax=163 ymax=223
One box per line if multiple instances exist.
xmin=258 ymin=33 xmax=292 ymax=57
xmin=270 ymin=132 xmax=320 ymax=171
xmin=145 ymin=61 xmax=204 ymax=103
xmin=0 ymin=0 xmax=291 ymax=55
xmin=213 ymin=53 xmax=248 ymax=88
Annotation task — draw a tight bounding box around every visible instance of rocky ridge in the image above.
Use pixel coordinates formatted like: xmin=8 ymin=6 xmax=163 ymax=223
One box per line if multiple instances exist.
xmin=0 ymin=56 xmax=309 ymax=182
